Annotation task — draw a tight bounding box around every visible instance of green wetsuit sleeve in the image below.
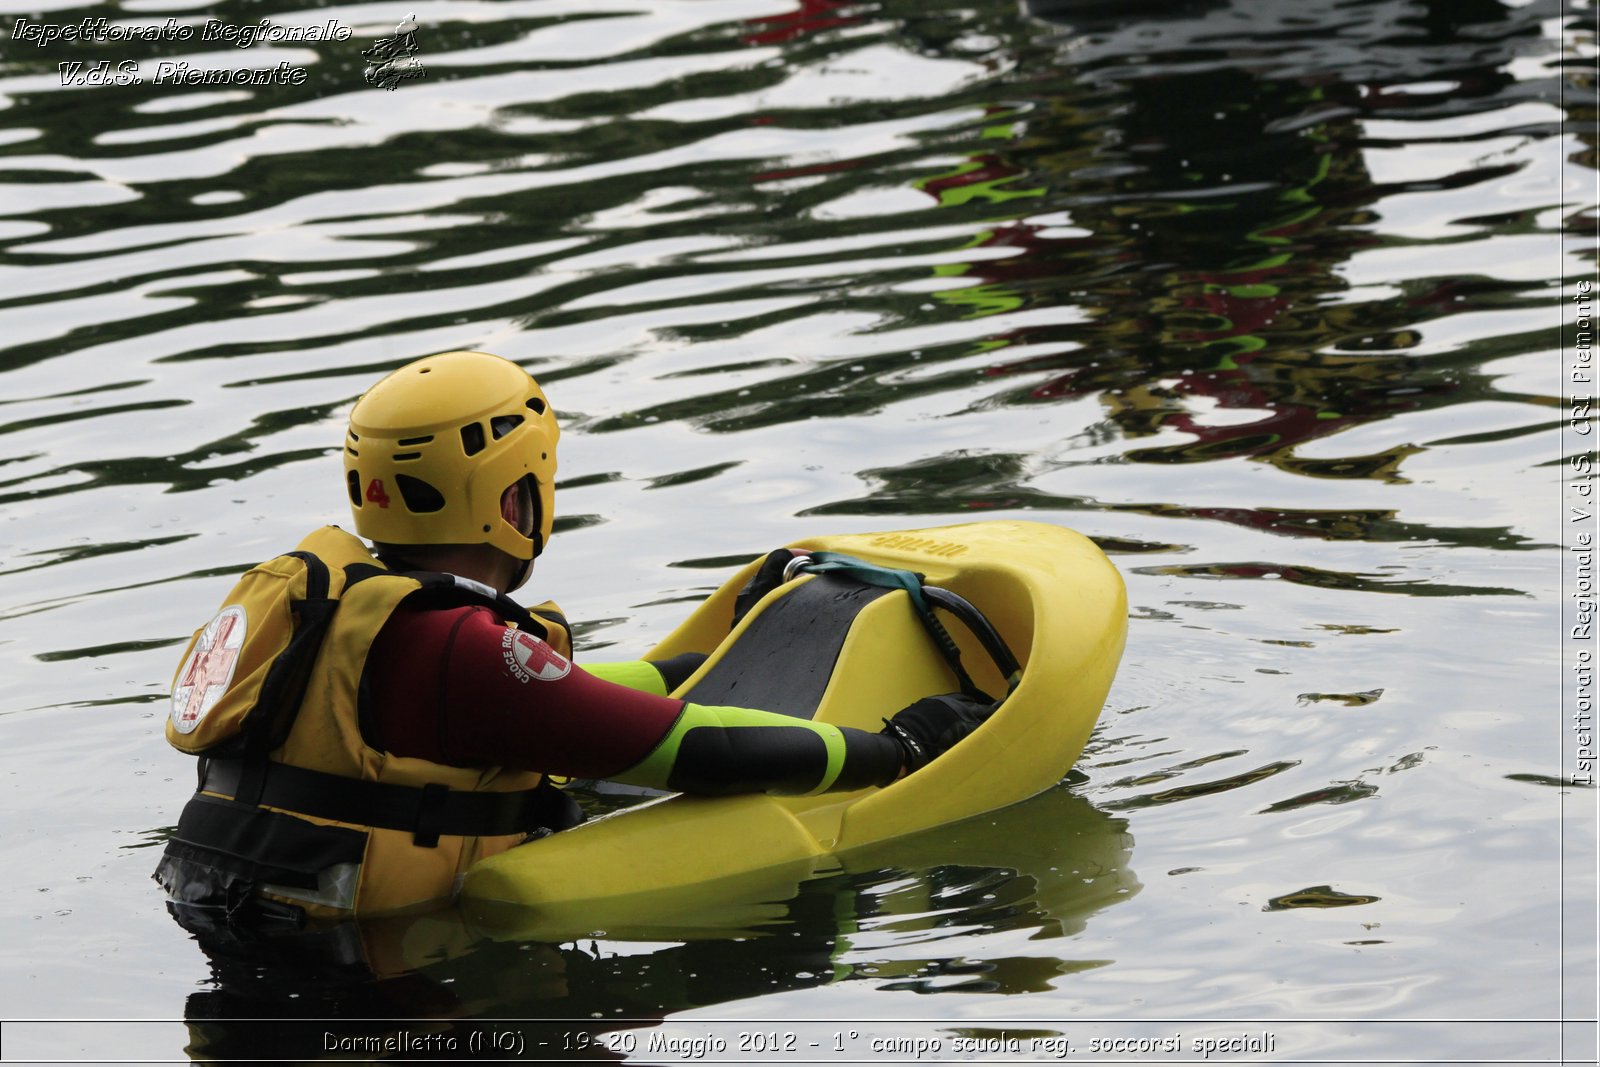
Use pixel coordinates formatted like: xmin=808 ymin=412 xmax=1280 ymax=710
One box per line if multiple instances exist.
xmin=583 ymin=661 xmax=669 ymax=696
xmin=611 ymin=702 xmax=903 ymax=796
xmin=584 ymin=652 xmax=708 ymax=696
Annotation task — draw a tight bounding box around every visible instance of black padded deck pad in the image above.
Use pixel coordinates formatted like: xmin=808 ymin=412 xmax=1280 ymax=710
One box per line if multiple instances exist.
xmin=681 ymin=574 xmax=893 ymax=719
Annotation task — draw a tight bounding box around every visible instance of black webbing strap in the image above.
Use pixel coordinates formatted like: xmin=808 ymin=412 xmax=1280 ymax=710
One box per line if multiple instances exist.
xmin=399 ymin=570 xmax=550 ymax=642
xmin=199 ymin=759 xmax=581 ymax=847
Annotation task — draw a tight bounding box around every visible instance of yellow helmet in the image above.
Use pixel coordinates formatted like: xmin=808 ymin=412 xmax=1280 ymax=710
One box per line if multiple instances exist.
xmin=343 ymin=351 xmax=559 ymax=562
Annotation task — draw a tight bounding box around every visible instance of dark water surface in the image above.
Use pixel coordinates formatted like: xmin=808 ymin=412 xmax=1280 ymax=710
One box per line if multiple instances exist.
xmin=1 ymin=0 xmax=1595 ymax=1062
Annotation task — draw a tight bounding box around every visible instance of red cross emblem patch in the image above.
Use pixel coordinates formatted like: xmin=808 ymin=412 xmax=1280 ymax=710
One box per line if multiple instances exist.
xmin=503 ymin=628 xmax=571 ymax=683
xmin=171 ymin=606 xmax=247 ymax=734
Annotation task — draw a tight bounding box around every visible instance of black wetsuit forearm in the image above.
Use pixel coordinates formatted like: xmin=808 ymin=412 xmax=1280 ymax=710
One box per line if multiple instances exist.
xmin=612 ymin=702 xmax=903 ymax=796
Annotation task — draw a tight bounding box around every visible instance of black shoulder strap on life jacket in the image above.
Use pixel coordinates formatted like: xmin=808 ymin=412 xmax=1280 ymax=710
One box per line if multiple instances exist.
xmin=236 ymin=550 xmax=339 ymax=757
xmin=395 ymin=569 xmax=550 ymax=641
xmin=199 ymin=757 xmax=584 ymax=848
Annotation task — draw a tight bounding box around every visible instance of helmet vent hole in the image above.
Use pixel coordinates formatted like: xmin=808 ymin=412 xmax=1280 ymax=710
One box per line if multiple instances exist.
xmin=395 ymin=474 xmax=445 ymax=513
xmin=398 ymin=435 xmax=433 ymax=446
xmin=491 ymin=414 xmax=523 ymax=440
xmin=346 ymin=470 xmax=361 ymax=506
xmin=392 ymin=451 xmax=421 ymax=462
xmin=460 ymin=422 xmax=486 ymax=456
xmin=526 ymin=396 xmax=546 ymax=415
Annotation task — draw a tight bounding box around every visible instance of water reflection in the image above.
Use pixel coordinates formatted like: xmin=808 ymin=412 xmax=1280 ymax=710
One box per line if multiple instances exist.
xmin=0 ymin=0 xmax=1573 ymax=540
xmin=916 ymin=0 xmax=1565 ymax=502
xmin=172 ymin=782 xmax=1135 ymax=1060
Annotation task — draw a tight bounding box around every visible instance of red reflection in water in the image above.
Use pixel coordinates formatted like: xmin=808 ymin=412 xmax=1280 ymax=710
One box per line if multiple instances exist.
xmin=742 ymin=0 xmax=859 ymax=46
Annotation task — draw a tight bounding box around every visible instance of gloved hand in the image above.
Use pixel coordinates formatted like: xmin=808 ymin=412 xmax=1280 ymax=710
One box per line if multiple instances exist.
xmin=880 ymin=693 xmax=995 ymax=774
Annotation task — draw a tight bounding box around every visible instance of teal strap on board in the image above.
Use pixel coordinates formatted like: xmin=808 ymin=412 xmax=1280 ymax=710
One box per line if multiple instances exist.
xmin=796 ymin=552 xmax=931 ymax=613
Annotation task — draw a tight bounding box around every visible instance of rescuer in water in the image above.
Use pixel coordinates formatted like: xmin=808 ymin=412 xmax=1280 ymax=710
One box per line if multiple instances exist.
xmin=154 ymin=350 xmax=991 ymax=925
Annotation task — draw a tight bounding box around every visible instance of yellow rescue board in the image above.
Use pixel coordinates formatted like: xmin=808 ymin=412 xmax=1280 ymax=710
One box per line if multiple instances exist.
xmin=460 ymin=521 xmax=1126 ymax=930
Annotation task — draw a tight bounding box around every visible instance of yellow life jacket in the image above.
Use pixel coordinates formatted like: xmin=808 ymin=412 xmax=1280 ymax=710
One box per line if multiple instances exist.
xmin=156 ymin=526 xmax=581 ymax=921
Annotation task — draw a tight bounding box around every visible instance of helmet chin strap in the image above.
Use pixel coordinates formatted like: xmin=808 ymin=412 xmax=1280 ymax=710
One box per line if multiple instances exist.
xmin=507 ymin=533 xmax=541 ymax=591
xmin=505 ymin=483 xmax=544 ymax=591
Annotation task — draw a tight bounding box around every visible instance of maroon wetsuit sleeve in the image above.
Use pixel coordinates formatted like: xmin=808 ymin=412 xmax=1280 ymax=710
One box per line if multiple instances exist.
xmin=366 ymin=604 xmax=688 ymax=778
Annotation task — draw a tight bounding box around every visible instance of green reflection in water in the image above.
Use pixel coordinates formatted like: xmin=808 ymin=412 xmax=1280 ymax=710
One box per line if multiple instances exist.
xmin=1263 ymin=884 xmax=1382 ymax=911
